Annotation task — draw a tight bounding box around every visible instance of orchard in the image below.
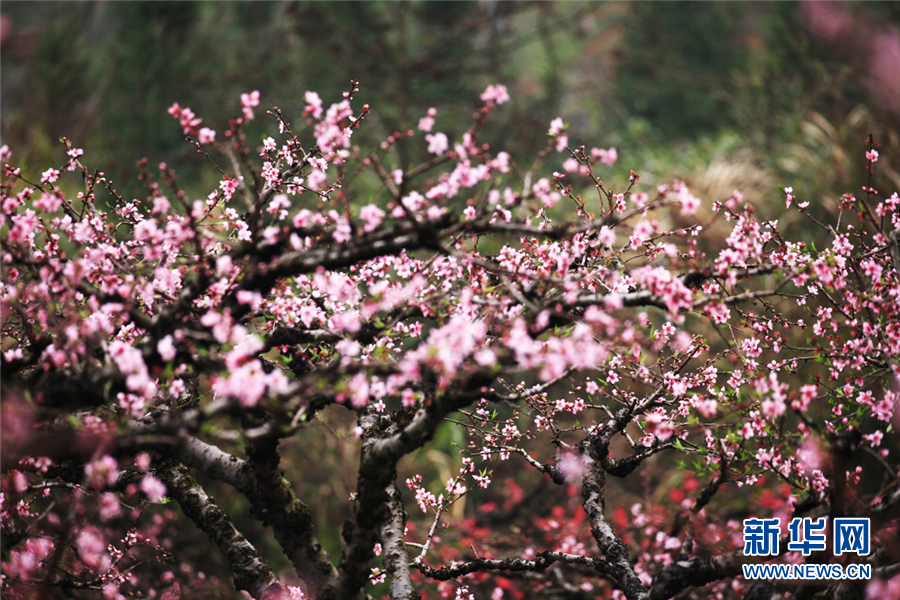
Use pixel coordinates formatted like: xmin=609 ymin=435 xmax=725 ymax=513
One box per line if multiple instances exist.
xmin=1 ymin=81 xmax=898 ymax=600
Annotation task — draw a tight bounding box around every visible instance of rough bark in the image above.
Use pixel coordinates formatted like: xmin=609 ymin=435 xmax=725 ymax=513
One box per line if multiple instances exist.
xmin=157 ymin=460 xmax=286 ymax=600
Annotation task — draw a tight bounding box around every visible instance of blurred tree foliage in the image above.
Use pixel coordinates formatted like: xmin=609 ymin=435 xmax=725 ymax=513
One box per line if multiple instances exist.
xmin=2 ymin=2 xmax=896 ymax=205
xmin=2 ymin=2 xmax=590 ymax=198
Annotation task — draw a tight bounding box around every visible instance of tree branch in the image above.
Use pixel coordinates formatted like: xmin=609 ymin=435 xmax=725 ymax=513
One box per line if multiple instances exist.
xmin=157 ymin=460 xmax=286 ymax=600
xmin=331 ymin=376 xmax=490 ymax=599
xmin=413 ymin=550 xmax=615 ymax=580
xmin=154 ymin=434 xmax=339 ymax=599
xmin=381 ymin=484 xmax=418 ymax=600
xmin=581 ymin=454 xmax=649 ymax=600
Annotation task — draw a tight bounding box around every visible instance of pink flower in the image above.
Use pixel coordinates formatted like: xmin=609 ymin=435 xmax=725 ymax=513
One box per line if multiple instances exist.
xmin=857 ymin=390 xmax=875 ymax=407
xmin=77 ymin=529 xmax=110 ymax=571
xmin=171 ymin=106 xmax=201 ymax=134
xmin=531 ymin=178 xmax=559 ymax=208
xmin=866 ymin=574 xmax=900 ymax=599
xmin=861 ymin=259 xmax=883 ymax=280
xmin=796 ymin=436 xmax=825 ymax=473
xmin=157 ymin=335 xmax=176 ymax=361
xmin=548 ymin=117 xmax=564 ymax=136
xmin=784 ymin=186 xmax=794 ymax=208
xmin=220 ymin=176 xmax=242 ymax=201
xmin=872 ymin=398 xmax=893 ymax=422
xmin=240 ymin=90 xmax=260 ymax=120
xmin=333 ymin=218 xmax=351 ymax=243
xmin=340 ymin=372 xmax=370 ymax=409
xmin=793 ymin=384 xmax=817 ymax=411
xmin=304 ymin=91 xmax=323 ymax=119
xmin=679 ymin=188 xmax=701 ymax=215
xmin=595 ymin=226 xmax=616 ymax=247
xmin=400 ymin=191 xmax=425 ymax=215
xmin=154 ymin=266 xmax=182 ymax=294
xmin=40 ymin=168 xmax=59 ymax=184
xmin=418 ymin=108 xmax=437 ymax=132
xmin=863 ymin=430 xmax=884 ymax=447
xmin=198 ymin=127 xmax=216 ymax=145
xmin=762 ymin=396 xmax=786 ymax=418
xmin=741 ymin=337 xmax=762 ymax=358
xmin=213 ymin=359 xmax=285 ymax=407
xmin=632 ymin=220 xmax=653 ymax=241
xmin=140 ymin=474 xmax=167 ymax=503
xmin=695 ymin=397 xmax=718 ymax=418
xmin=492 ymin=152 xmax=511 ymax=174
xmin=600 ymin=147 xmax=617 ymax=167
xmin=85 ymin=455 xmax=119 ymax=490
xmin=236 ymin=290 xmax=263 ymax=310
xmin=866 ymin=149 xmax=879 ymax=163
xmin=360 ymin=204 xmax=385 ymax=232
xmin=153 ymin=195 xmax=170 ymax=214
xmin=261 ymin=137 xmax=277 ymax=155
xmin=99 ymin=492 xmax=122 ymax=521
xmin=480 ymin=84 xmax=510 ymax=105
xmin=287 ymin=586 xmax=308 ymax=600
xmin=562 ymin=158 xmax=580 ymax=173
xmin=425 ymin=132 xmax=449 ymax=155
xmin=136 ymin=452 xmax=151 ymax=472
xmin=555 ymin=134 xmax=568 ymax=153
xmin=299 ymin=303 xmax=319 ymax=328
xmin=474 ymin=348 xmax=496 ymax=367
xmin=34 ymin=192 xmax=62 ymax=213
xmin=306 ymin=169 xmax=327 ymax=191
xmin=241 ymin=90 xmax=260 ymax=107
xmin=6 ymin=538 xmax=53 ymax=581
xmin=109 ymin=341 xmax=154 ymax=398
xmin=644 ymin=410 xmax=674 ymax=441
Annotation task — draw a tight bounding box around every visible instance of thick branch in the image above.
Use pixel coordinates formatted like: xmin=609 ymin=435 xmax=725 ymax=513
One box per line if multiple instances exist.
xmin=648 ymin=549 xmax=756 ymax=600
xmin=243 ymin=433 xmax=340 ymax=600
xmin=601 ymin=442 xmax=675 ymax=478
xmin=331 ymin=377 xmax=489 ymax=599
xmin=166 ymin=433 xmax=256 ymax=489
xmin=381 ymin=484 xmax=418 ymax=600
xmin=581 ymin=456 xmax=648 ymax=600
xmin=157 ymin=460 xmax=285 ymax=600
xmin=413 ymin=550 xmax=615 ymax=580
xmin=158 ymin=434 xmax=338 ymax=599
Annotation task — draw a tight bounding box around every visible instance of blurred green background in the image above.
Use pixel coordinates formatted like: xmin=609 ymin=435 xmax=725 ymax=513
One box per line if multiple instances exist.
xmin=3 ymin=1 xmax=900 ymax=595
xmin=3 ymin=1 xmax=899 ymax=213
